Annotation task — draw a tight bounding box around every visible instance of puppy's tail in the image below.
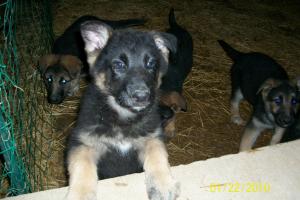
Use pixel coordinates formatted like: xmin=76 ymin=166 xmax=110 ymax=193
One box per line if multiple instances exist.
xmin=218 ymin=40 xmax=241 ymax=61
xmin=168 ymin=8 xmax=179 ymax=28
xmin=103 ymin=18 xmax=147 ymax=29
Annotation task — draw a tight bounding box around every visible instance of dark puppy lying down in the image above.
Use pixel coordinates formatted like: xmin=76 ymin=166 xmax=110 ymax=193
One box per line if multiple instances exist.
xmin=66 ymin=21 xmax=179 ymax=200
xmin=39 ymin=15 xmax=145 ymax=104
xmin=218 ymin=40 xmax=300 ymax=151
xmin=159 ymin=8 xmax=193 ymax=137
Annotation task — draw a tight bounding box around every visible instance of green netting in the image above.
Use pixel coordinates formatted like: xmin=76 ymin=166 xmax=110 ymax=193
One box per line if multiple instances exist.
xmin=0 ymin=0 xmax=54 ymax=197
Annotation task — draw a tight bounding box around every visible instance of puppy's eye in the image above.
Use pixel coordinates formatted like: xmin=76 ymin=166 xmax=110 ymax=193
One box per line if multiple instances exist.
xmin=146 ymin=58 xmax=156 ymax=70
xmin=112 ymin=59 xmax=126 ymax=73
xmin=273 ymin=97 xmax=282 ymax=105
xmin=47 ymin=77 xmax=52 ymax=83
xmin=60 ymin=79 xmax=69 ymax=85
xmin=291 ymin=97 xmax=298 ymax=105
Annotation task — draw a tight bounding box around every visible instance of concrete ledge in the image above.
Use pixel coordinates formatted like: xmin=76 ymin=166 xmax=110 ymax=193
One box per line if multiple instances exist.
xmin=3 ymin=140 xmax=300 ymax=200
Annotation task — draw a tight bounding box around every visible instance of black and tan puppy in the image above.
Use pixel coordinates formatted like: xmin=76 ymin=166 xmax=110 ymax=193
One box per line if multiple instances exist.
xmin=39 ymin=54 xmax=82 ymax=104
xmin=218 ymin=40 xmax=300 ymax=151
xmin=66 ymin=21 xmax=179 ymax=200
xmin=39 ymin=15 xmax=146 ymax=104
xmin=159 ymin=8 xmax=193 ymax=137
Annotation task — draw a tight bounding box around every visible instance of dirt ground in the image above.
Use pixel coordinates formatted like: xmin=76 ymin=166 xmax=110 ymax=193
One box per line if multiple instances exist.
xmin=46 ymin=0 xmax=300 ymax=188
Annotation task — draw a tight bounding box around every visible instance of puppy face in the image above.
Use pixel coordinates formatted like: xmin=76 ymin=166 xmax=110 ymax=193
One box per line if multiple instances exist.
xmin=81 ymin=21 xmax=177 ymax=113
xmin=259 ymin=78 xmax=300 ymax=128
xmin=39 ymin=55 xmax=82 ymax=104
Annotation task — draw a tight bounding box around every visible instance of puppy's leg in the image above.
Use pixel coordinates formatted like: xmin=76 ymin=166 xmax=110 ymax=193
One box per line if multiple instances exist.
xmin=141 ymin=138 xmax=180 ymax=200
xmin=66 ymin=145 xmax=99 ymax=200
xmin=163 ymin=117 xmax=176 ymax=138
xmin=270 ymin=127 xmax=285 ymax=145
xmin=239 ymin=118 xmax=264 ymax=152
xmin=230 ymin=88 xmax=245 ymax=125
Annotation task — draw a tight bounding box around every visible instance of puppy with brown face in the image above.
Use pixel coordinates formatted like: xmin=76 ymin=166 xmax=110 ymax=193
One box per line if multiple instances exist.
xmin=39 ymin=55 xmax=82 ymax=104
xmin=218 ymin=40 xmax=300 ymax=152
xmin=66 ymin=21 xmax=179 ymax=200
xmin=39 ymin=15 xmax=146 ymax=104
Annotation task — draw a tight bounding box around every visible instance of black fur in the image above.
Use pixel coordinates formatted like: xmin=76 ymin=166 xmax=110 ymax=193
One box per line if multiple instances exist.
xmin=160 ymin=8 xmax=193 ymax=94
xmin=53 ymin=15 xmax=146 ymax=74
xmin=67 ymin=28 xmax=176 ymax=179
xmin=218 ymin=40 xmax=289 ymax=105
xmin=281 ymin=113 xmax=300 ymax=143
xmin=158 ymin=8 xmax=193 ymax=127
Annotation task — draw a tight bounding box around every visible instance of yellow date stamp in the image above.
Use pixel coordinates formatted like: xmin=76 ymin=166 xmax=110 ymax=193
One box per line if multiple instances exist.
xmin=209 ymin=182 xmax=271 ymax=193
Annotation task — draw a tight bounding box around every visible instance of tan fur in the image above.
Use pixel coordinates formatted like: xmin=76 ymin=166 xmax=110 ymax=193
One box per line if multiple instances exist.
xmin=239 ymin=117 xmax=272 ymax=152
xmin=95 ymin=73 xmax=108 ymax=93
xmin=257 ymin=78 xmax=281 ymax=100
xmin=270 ymin=127 xmax=285 ymax=145
xmin=153 ymin=34 xmax=170 ymax=63
xmin=239 ymin=126 xmax=262 ymax=152
xmin=39 ymin=54 xmax=82 ymax=79
xmin=87 ymin=50 xmax=101 ymax=68
xmin=143 ymin=138 xmax=171 ymax=186
xmin=38 ymin=54 xmax=59 ymax=73
xmin=142 ymin=138 xmax=179 ymax=198
xmin=67 ymin=146 xmax=99 ymax=200
xmin=157 ymin=72 xmax=163 ymax=89
xmin=160 ymin=91 xmax=187 ymax=112
xmin=78 ymin=127 xmax=161 ymax=154
xmin=60 ymin=55 xmax=83 ymax=78
xmin=164 ymin=117 xmax=176 ymax=138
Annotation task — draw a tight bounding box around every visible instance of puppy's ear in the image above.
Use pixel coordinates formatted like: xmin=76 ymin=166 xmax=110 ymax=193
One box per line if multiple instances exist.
xmin=151 ymin=32 xmax=177 ymax=63
xmin=293 ymin=76 xmax=300 ymax=91
xmin=60 ymin=55 xmax=83 ymax=79
xmin=257 ymin=78 xmax=281 ymax=99
xmin=38 ymin=54 xmax=59 ymax=74
xmin=80 ymin=20 xmax=113 ymax=67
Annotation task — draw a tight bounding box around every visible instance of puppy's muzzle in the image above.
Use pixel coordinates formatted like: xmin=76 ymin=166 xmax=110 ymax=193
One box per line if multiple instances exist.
xmin=48 ymin=94 xmax=64 ymax=104
xmin=132 ymin=89 xmax=150 ymax=102
xmin=275 ymin=112 xmax=295 ymax=128
xmin=127 ymin=80 xmax=150 ymax=109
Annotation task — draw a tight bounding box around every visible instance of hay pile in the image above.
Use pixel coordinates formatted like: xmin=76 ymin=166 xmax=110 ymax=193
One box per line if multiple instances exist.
xmin=39 ymin=0 xmax=300 ymax=189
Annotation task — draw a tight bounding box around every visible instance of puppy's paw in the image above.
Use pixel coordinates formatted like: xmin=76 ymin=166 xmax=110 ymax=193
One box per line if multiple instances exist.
xmin=145 ymin=173 xmax=180 ymax=200
xmin=66 ymin=188 xmax=97 ymax=200
xmin=231 ymin=115 xmax=245 ymax=126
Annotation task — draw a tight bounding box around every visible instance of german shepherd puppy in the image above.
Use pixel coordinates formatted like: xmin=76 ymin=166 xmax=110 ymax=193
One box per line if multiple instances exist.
xmin=66 ymin=21 xmax=179 ymax=200
xmin=218 ymin=40 xmax=300 ymax=151
xmin=39 ymin=15 xmax=146 ymax=104
xmin=159 ymin=8 xmax=193 ymax=137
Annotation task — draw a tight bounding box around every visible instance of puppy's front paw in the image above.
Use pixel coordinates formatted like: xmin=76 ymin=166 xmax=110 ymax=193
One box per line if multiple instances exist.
xmin=231 ymin=115 xmax=245 ymax=126
xmin=145 ymin=174 xmax=180 ymax=200
xmin=66 ymin=188 xmax=97 ymax=200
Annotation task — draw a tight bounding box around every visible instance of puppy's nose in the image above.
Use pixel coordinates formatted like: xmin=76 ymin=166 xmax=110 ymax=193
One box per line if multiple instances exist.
xmin=277 ymin=114 xmax=295 ymax=127
xmin=132 ymin=89 xmax=150 ymax=102
xmin=127 ymin=78 xmax=150 ymax=102
xmin=48 ymin=95 xmax=63 ymax=104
